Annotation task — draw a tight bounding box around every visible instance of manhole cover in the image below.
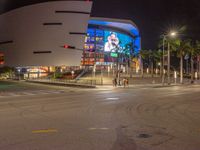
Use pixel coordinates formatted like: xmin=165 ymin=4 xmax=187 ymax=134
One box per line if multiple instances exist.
xmin=137 ymin=133 xmax=152 ymax=138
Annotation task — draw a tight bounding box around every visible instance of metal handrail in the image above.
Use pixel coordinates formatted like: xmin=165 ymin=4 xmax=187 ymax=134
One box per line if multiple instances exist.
xmin=26 ymin=78 xmax=98 ymax=86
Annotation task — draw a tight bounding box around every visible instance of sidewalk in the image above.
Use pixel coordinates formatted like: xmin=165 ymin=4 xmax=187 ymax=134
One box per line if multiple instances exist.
xmin=96 ymin=81 xmax=200 ymax=89
xmin=14 ymin=78 xmax=200 ymax=89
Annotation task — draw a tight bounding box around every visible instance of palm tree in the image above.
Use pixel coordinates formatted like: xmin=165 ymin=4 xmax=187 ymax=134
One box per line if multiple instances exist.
xmin=158 ymin=26 xmax=187 ymax=84
xmin=163 ymin=35 xmax=193 ymax=84
xmin=153 ymin=49 xmax=163 ymax=76
xmin=158 ymin=37 xmax=178 ymax=82
xmin=188 ymin=40 xmax=200 ymax=83
xmin=124 ymin=42 xmax=137 ymax=78
xmin=148 ymin=50 xmax=154 ymax=77
xmin=139 ymin=49 xmax=150 ymax=77
xmin=147 ymin=49 xmax=163 ymax=78
xmin=170 ymin=39 xmax=190 ymax=84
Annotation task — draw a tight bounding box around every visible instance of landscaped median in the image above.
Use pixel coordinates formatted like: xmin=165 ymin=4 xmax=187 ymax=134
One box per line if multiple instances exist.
xmin=26 ymin=79 xmax=96 ymax=88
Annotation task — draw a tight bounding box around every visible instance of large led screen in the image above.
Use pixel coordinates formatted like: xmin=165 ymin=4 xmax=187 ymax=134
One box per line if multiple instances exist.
xmin=104 ymin=31 xmax=133 ymax=54
xmin=84 ymin=28 xmax=137 ymax=63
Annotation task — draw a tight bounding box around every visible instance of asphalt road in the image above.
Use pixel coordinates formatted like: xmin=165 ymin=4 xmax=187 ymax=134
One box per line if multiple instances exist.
xmin=0 ymin=81 xmax=200 ymax=150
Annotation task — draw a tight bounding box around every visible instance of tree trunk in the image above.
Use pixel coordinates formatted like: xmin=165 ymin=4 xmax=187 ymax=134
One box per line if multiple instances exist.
xmin=186 ymin=59 xmax=188 ymax=74
xmin=191 ymin=57 xmax=194 ymax=83
xmin=160 ymin=57 xmax=162 ymax=77
xmin=151 ymin=60 xmax=154 ymax=78
xmin=141 ymin=58 xmax=144 ymax=78
xmin=129 ymin=54 xmax=132 ymax=78
xmin=199 ymin=59 xmax=200 ymax=79
xmin=180 ymin=54 xmax=183 ymax=84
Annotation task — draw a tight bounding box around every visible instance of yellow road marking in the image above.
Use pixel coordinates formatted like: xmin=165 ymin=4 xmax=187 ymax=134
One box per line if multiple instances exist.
xmin=32 ymin=129 xmax=58 ymax=134
xmin=88 ymin=127 xmax=109 ymax=130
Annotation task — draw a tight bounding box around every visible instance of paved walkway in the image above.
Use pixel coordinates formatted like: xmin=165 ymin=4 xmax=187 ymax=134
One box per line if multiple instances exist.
xmin=96 ymin=81 xmax=200 ymax=90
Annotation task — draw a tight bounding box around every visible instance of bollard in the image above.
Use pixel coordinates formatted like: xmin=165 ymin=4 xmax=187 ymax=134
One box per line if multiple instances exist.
xmin=147 ymin=68 xmax=149 ymax=74
xmin=174 ymin=71 xmax=177 ymax=84
xmin=195 ymin=72 xmax=198 ymax=80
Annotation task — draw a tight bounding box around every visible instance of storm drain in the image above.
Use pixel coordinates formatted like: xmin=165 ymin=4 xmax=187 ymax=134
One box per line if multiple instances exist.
xmin=137 ymin=133 xmax=152 ymax=138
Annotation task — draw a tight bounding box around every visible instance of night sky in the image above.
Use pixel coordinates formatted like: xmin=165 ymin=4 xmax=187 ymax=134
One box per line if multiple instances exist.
xmin=1 ymin=0 xmax=200 ymax=49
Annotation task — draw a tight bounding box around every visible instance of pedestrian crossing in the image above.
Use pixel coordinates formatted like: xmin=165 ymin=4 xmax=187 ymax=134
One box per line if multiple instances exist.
xmin=0 ymin=90 xmax=65 ymax=98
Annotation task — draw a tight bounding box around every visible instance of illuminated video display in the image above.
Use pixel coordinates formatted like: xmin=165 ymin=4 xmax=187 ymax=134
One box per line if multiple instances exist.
xmin=84 ymin=28 xmax=137 ymax=63
xmin=104 ymin=31 xmax=133 ymax=54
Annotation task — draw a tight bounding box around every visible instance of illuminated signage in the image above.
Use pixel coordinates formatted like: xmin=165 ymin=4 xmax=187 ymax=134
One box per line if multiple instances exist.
xmin=110 ymin=52 xmax=118 ymax=58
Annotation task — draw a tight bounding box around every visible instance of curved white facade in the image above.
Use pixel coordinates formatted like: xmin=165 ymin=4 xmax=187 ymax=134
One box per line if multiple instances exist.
xmin=0 ymin=1 xmax=92 ymax=67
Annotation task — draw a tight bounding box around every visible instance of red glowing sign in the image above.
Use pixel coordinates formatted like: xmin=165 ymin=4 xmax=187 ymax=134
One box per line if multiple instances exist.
xmin=64 ymin=44 xmax=69 ymax=48
xmin=0 ymin=53 xmax=4 ymax=65
xmin=63 ymin=45 xmax=75 ymax=49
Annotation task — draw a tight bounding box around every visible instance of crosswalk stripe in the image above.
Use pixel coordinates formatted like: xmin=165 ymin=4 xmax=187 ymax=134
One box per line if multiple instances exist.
xmin=0 ymin=90 xmax=63 ymax=97
xmin=21 ymin=92 xmax=36 ymax=96
xmin=8 ymin=93 xmax=20 ymax=96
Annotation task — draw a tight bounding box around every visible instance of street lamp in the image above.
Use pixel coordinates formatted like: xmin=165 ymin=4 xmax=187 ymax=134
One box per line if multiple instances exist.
xmin=170 ymin=32 xmax=177 ymax=37
xmin=162 ymin=31 xmax=177 ymax=85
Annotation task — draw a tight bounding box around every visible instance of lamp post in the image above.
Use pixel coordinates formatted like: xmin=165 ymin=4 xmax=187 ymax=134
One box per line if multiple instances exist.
xmin=162 ymin=31 xmax=177 ymax=85
xmin=167 ymin=42 xmax=170 ymax=85
xmin=162 ymin=35 xmax=166 ymax=85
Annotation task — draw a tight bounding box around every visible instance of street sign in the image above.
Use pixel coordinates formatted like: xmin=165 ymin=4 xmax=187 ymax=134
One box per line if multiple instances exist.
xmin=184 ymin=54 xmax=189 ymax=60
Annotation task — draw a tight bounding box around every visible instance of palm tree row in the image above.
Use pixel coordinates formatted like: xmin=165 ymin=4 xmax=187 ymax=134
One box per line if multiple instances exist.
xmin=140 ymin=39 xmax=200 ymax=84
xmin=139 ymin=49 xmax=162 ymax=77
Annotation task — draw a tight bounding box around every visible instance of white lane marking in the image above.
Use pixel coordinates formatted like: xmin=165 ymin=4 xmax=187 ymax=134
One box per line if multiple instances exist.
xmin=48 ymin=91 xmax=62 ymax=94
xmin=99 ymin=128 xmax=109 ymax=130
xmin=99 ymin=91 xmax=112 ymax=94
xmin=106 ymin=97 xmax=119 ymax=100
xmin=164 ymin=92 xmax=185 ymax=96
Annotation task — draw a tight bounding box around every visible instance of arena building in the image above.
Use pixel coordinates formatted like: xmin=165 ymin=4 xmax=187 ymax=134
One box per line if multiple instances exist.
xmin=0 ymin=1 xmax=141 ymax=78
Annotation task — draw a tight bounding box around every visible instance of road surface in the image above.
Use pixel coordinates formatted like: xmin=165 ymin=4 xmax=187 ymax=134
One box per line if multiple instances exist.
xmin=0 ymin=81 xmax=200 ymax=150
